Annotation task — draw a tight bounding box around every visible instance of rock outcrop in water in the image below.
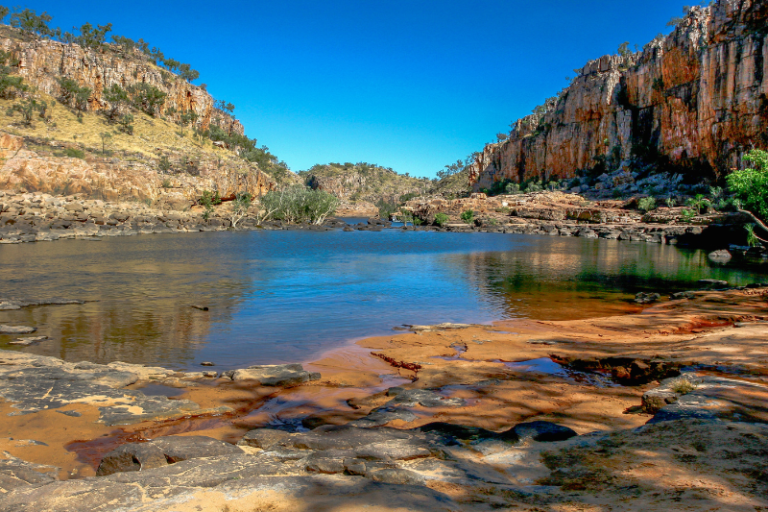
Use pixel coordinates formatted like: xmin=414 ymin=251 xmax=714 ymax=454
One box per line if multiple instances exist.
xmin=470 ymin=0 xmax=768 ymax=191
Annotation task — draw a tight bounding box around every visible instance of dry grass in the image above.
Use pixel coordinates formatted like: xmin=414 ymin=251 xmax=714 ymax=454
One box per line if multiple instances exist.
xmin=0 ymin=92 xmax=238 ymax=164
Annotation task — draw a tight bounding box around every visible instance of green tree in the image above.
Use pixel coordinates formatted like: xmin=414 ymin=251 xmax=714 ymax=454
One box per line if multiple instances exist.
xmin=460 ymin=210 xmax=475 ymax=224
xmin=57 ymin=78 xmax=91 ymax=110
xmin=0 ymin=6 xmax=9 ymax=23
xmin=180 ymin=109 xmax=199 ymax=128
xmin=99 ymin=131 xmax=112 ymax=153
xmin=178 ymin=63 xmax=199 ymax=83
xmin=76 ymin=22 xmax=112 ymax=49
xmin=128 ymin=83 xmax=166 ymax=116
xmin=10 ymin=8 xmax=53 ymax=37
xmin=6 ymin=97 xmax=46 ymax=126
xmin=103 ymin=83 xmax=128 ymax=120
xmin=434 ymin=212 xmax=449 ymax=226
xmin=727 ymin=149 xmax=768 ymax=221
xmin=0 ymin=50 xmax=25 ymax=99
xmin=686 ymin=194 xmax=711 ymax=215
xmin=117 ymin=113 xmax=134 ymax=135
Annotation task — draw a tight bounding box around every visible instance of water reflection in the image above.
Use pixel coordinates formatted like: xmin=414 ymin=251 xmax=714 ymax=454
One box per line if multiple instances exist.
xmin=0 ymin=231 xmax=764 ymax=370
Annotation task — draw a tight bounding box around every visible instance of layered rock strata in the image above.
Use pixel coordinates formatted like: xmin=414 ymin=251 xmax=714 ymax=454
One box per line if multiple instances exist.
xmin=0 ymin=26 xmax=243 ymax=135
xmin=471 ymin=0 xmax=768 ymax=190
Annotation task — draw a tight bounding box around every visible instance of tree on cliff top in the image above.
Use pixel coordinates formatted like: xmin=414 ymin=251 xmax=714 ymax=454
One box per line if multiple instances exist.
xmin=75 ymin=22 xmax=113 ymax=50
xmin=9 ymin=8 xmax=53 ymax=37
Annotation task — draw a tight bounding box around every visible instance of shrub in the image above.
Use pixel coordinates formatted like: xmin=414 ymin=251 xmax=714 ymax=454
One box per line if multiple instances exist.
xmin=65 ymin=148 xmax=85 ymax=159
xmin=103 ymin=84 xmax=128 ymax=120
xmin=745 ymin=224 xmax=761 ymax=247
xmin=460 ymin=210 xmax=474 ymax=224
xmin=260 ymin=186 xmax=339 ymax=225
xmin=161 ymin=178 xmax=172 ymax=189
xmin=681 ymin=208 xmax=696 ymax=222
xmin=504 ymin=182 xmax=521 ymax=195
xmin=525 ymin=180 xmax=543 ymax=193
xmin=376 ymin=200 xmax=398 ymax=220
xmin=117 ymin=114 xmax=134 ymax=134
xmin=230 ymin=192 xmax=252 ymax=228
xmin=58 ymin=78 xmax=91 ymax=111
xmin=671 ymin=378 xmax=697 ymax=395
xmin=638 ymin=197 xmax=657 ymax=212
xmin=686 ymin=194 xmax=711 ymax=215
xmin=158 ymin=155 xmax=172 ymax=173
xmin=727 ymin=149 xmax=768 ymax=221
xmin=666 ymin=197 xmax=677 ymax=208
xmin=434 ymin=212 xmax=449 ymax=226
xmin=128 ymin=83 xmax=166 ymax=116
xmin=6 ymin=98 xmax=46 ymax=126
xmin=199 ymin=190 xmax=222 ymax=208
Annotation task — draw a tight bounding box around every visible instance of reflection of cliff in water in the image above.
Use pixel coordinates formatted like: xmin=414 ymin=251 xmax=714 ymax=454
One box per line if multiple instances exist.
xmin=0 ymin=236 xmax=253 ymax=368
xmin=451 ymin=238 xmax=747 ymax=321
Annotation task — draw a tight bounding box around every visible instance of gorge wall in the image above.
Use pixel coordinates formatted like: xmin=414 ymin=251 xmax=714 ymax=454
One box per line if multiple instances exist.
xmin=0 ymin=26 xmax=243 ymax=136
xmin=470 ymin=0 xmax=768 ymax=191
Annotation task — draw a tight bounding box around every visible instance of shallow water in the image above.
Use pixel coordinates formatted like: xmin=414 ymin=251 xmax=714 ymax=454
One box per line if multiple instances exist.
xmin=0 ymin=230 xmax=764 ymax=370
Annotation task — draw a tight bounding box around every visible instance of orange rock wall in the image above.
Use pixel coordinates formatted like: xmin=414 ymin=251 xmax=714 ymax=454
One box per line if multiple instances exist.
xmin=0 ymin=33 xmax=244 ymax=136
xmin=471 ymin=0 xmax=768 ymax=191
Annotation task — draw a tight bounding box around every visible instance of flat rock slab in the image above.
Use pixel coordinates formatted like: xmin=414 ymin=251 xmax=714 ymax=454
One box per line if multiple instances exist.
xmin=223 ymin=363 xmax=321 ymax=386
xmin=0 ymin=350 xmax=231 ymax=426
xmin=0 ymin=456 xmax=57 ymax=493
xmin=97 ymin=436 xmax=244 ymax=476
xmin=0 ymin=325 xmax=36 ymax=335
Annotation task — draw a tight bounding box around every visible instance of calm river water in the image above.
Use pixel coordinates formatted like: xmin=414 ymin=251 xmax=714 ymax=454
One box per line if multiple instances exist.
xmin=0 ymin=230 xmax=764 ymax=370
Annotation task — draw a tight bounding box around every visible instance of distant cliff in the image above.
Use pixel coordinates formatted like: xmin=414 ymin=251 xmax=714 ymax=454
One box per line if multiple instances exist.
xmin=0 ymin=25 xmax=243 ymax=136
xmin=471 ymin=0 xmax=768 ymax=191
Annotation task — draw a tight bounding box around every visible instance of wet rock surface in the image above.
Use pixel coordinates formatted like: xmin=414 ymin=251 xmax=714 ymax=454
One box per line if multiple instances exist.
xmin=222 ymin=363 xmax=321 ymax=386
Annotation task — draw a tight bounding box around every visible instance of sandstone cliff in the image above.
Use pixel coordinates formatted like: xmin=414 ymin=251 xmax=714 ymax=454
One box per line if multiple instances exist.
xmin=0 ymin=25 xmax=243 ymax=136
xmin=471 ymin=0 xmax=768 ymax=191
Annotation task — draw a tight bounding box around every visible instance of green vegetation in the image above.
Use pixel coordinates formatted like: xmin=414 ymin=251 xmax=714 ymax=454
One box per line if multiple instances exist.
xmin=64 ymin=147 xmax=85 ymax=159
xmin=57 ymin=78 xmax=91 ymax=111
xmin=434 ymin=212 xmax=449 ymax=226
xmin=229 ymin=192 xmax=253 ymax=228
xmin=5 ymin=97 xmax=46 ymax=126
xmin=460 ymin=210 xmax=475 ymax=225
xmin=727 ymin=149 xmax=768 ymax=221
xmin=671 ymin=379 xmax=697 ymax=395
xmin=666 ymin=197 xmax=677 ymax=208
xmin=686 ymin=194 xmax=711 ymax=215
xmin=745 ymin=224 xmax=761 ymax=247
xmin=638 ymin=197 xmax=657 ymax=212
xmin=259 ymin=186 xmax=339 ymax=225
xmin=128 ymin=83 xmax=165 ymax=117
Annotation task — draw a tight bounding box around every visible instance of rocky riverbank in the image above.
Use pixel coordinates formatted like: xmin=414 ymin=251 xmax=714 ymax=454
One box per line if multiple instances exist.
xmin=0 ymin=286 xmax=767 ymax=510
xmin=3 ymin=190 xmax=766 ymax=261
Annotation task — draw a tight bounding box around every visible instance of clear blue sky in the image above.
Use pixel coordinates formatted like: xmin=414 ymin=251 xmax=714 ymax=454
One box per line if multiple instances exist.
xmin=29 ymin=1 xmax=687 ymax=178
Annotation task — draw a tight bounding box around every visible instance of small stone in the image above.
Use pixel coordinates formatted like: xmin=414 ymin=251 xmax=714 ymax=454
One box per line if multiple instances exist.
xmin=202 ymin=371 xmax=218 ymax=378
xmin=708 ymin=250 xmax=732 ymax=263
xmin=200 ymin=362 xmax=215 ymax=366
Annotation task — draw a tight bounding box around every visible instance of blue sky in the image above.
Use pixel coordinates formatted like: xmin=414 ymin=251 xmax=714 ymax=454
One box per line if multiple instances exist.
xmin=28 ymin=1 xmax=688 ymax=177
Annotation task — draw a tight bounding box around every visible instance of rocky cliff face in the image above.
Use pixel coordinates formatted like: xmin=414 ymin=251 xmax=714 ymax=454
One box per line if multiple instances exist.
xmin=471 ymin=0 xmax=768 ymax=191
xmin=0 ymin=27 xmax=243 ymax=136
